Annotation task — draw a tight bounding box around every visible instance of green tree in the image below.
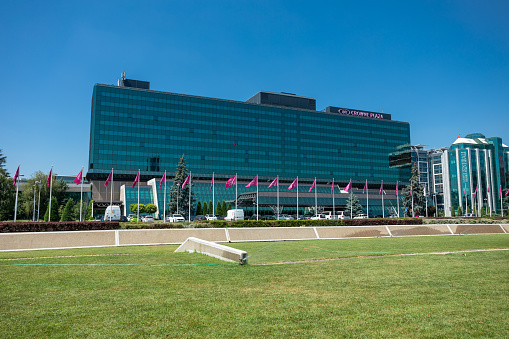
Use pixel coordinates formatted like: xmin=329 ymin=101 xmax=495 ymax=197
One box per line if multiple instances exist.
xmin=480 ymin=206 xmax=485 ymax=216
xmin=457 ymin=206 xmax=462 ymax=217
xmin=345 ymin=193 xmax=363 ymax=217
xmin=196 ymin=201 xmax=202 ymax=215
xmin=202 ymin=201 xmax=208 ymax=215
xmin=44 ymin=196 xmax=60 ymax=221
xmin=61 ymin=198 xmax=75 ymax=221
xmin=216 ymin=201 xmax=221 ymax=216
xmin=451 ymin=206 xmax=456 ymax=217
xmin=169 ymin=155 xmax=196 ymax=218
xmin=145 ymin=204 xmax=157 ymax=214
xmin=130 ymin=204 xmax=146 ymax=214
xmin=208 ymin=201 xmax=213 ymax=215
xmin=227 ymin=203 xmax=231 ymax=211
xmin=221 ymin=201 xmax=227 ymax=216
xmin=503 ymin=189 xmax=509 ymax=215
xmin=85 ymin=200 xmax=94 ymax=220
xmin=401 ymin=164 xmax=426 ymax=216
xmin=466 ymin=205 xmax=471 ymax=214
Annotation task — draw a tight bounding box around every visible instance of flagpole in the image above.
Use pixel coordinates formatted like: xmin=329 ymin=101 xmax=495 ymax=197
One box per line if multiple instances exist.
xmin=189 ymin=172 xmax=191 ymax=222
xmin=381 ymin=180 xmax=384 ymax=218
xmin=163 ymin=170 xmax=167 ymax=222
xmin=79 ymin=167 xmax=83 ymax=221
xmin=501 ymin=186 xmax=504 ymax=218
xmin=14 ymin=174 xmax=19 ymax=223
xmin=277 ymin=175 xmax=279 ymax=221
xmin=350 ymin=179 xmax=352 ymax=218
xmin=49 ymin=166 xmax=53 ymax=222
xmin=254 ymin=175 xmax=258 ymax=220
xmin=137 ymin=169 xmax=140 ymax=222
xmin=314 ymin=177 xmax=317 ymax=217
xmin=235 ymin=173 xmax=238 ymax=211
xmin=212 ymin=172 xmax=215 ymax=215
xmin=396 ymin=181 xmax=399 ymax=218
xmin=367 ymin=180 xmax=369 ymax=219
xmin=425 ymin=185 xmax=428 ymax=217
xmin=332 ymin=178 xmax=335 ymax=218
xmin=296 ymin=176 xmax=299 ymax=220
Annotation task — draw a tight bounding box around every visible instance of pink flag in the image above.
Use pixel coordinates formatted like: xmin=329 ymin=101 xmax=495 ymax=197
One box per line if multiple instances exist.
xmin=395 ymin=181 xmax=399 ymax=196
xmin=12 ymin=165 xmax=20 ymax=186
xmin=331 ymin=179 xmax=334 ymax=194
xmin=132 ymin=170 xmax=140 ymax=188
xmin=268 ymin=177 xmax=278 ymax=188
xmin=410 ymin=183 xmax=412 ymax=196
xmin=47 ymin=167 xmax=53 ymax=187
xmin=182 ymin=173 xmax=191 ymax=189
xmin=505 ymin=189 xmax=509 ymax=197
xmin=246 ymin=176 xmax=258 ymax=188
xmin=379 ymin=181 xmax=383 ymax=195
xmin=464 ymin=185 xmax=467 ymax=199
xmin=289 ymin=178 xmax=298 ymax=190
xmin=344 ymin=181 xmax=351 ymax=193
xmin=363 ymin=180 xmax=367 ymax=194
xmin=160 ymin=171 xmax=166 ymax=189
xmin=308 ymin=179 xmax=316 ymax=193
xmin=500 ymin=185 xmax=502 ymax=196
xmin=225 ymin=174 xmax=236 ymax=188
xmin=486 ymin=186 xmax=490 ymax=197
xmin=474 ymin=185 xmax=478 ymax=197
xmin=74 ymin=169 xmax=83 ymax=185
xmin=104 ymin=169 xmax=113 ymax=187
xmin=210 ymin=173 xmax=214 ymax=190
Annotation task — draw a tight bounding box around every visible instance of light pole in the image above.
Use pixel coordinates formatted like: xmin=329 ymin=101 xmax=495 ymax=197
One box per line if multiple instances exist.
xmin=36 ymin=181 xmax=41 ymax=221
xmin=32 ymin=183 xmax=37 ymax=221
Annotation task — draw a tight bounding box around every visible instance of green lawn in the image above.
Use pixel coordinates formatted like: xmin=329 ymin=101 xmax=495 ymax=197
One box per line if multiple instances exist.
xmin=1 ymin=235 xmax=508 ymax=338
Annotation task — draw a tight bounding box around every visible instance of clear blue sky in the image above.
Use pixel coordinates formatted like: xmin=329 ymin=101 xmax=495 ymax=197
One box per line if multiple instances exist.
xmin=1 ymin=0 xmax=507 ymax=178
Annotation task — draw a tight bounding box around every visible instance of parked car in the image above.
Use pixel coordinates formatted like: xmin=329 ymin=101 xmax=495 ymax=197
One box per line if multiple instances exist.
xmin=248 ymin=214 xmax=261 ymax=220
xmin=224 ymin=209 xmax=244 ymax=221
xmin=353 ymin=214 xmax=368 ymax=219
xmin=167 ymin=214 xmax=185 ymax=222
xmin=263 ymin=215 xmax=275 ymax=220
xmin=277 ymin=214 xmax=294 ymax=220
xmin=193 ymin=215 xmax=206 ymax=221
xmin=142 ymin=215 xmax=154 ymax=222
xmin=120 ymin=215 xmax=128 ymax=222
xmin=205 ymin=214 xmax=217 ymax=221
xmin=127 ymin=214 xmax=137 ymax=221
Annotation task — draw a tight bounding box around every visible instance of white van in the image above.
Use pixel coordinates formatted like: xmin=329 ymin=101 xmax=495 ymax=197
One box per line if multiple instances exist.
xmin=224 ymin=209 xmax=244 ymax=221
xmin=104 ymin=206 xmax=121 ymax=221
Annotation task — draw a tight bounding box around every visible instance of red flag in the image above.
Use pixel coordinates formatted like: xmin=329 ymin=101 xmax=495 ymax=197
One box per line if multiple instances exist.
xmin=132 ymin=170 xmax=140 ymax=188
xmin=47 ymin=167 xmax=53 ymax=187
xmin=182 ymin=173 xmax=191 ymax=189
xmin=104 ymin=169 xmax=113 ymax=187
xmin=363 ymin=180 xmax=367 ymax=194
xmin=246 ymin=176 xmax=257 ymax=188
xmin=308 ymin=179 xmax=316 ymax=193
xmin=160 ymin=171 xmax=166 ymax=189
xmin=210 ymin=173 xmax=214 ymax=190
xmin=268 ymin=177 xmax=278 ymax=188
xmin=12 ymin=165 xmax=20 ymax=186
xmin=225 ymin=174 xmax=236 ymax=188
xmin=331 ymin=179 xmax=334 ymax=194
xmin=74 ymin=169 xmax=83 ymax=185
xmin=457 ymin=134 xmax=460 ymax=139
xmin=395 ymin=181 xmax=399 ymax=196
xmin=379 ymin=181 xmax=384 ymax=195
xmin=344 ymin=181 xmax=351 ymax=193
xmin=289 ymin=178 xmax=298 ymax=190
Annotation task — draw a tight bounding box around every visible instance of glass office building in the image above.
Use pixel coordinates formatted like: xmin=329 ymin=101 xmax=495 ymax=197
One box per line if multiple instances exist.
xmin=87 ymin=77 xmax=411 ymax=217
xmin=442 ymin=133 xmax=509 ymax=216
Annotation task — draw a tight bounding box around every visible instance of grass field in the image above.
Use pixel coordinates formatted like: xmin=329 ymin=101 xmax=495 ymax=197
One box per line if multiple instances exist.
xmin=1 ymin=234 xmax=508 ymax=338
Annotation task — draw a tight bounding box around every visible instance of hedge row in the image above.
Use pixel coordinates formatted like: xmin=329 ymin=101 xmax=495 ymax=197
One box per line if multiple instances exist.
xmin=0 ymin=221 xmax=121 ymax=233
xmin=423 ymin=217 xmax=509 ymax=224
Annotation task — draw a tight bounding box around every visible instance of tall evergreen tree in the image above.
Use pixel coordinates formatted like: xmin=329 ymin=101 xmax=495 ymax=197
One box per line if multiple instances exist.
xmin=202 ymin=202 xmax=208 ymax=215
xmin=401 ymin=164 xmax=425 ymax=216
xmin=216 ymin=201 xmax=222 ymax=216
xmin=168 ymin=155 xmax=196 ymax=218
xmin=44 ymin=196 xmax=60 ymax=221
xmin=208 ymin=200 xmax=213 ymax=215
xmin=221 ymin=200 xmax=227 ymax=216
xmin=61 ymin=198 xmax=75 ymax=221
xmin=344 ymin=194 xmax=363 ymax=217
xmin=85 ymin=200 xmax=94 ymax=220
xmin=196 ymin=201 xmax=202 ymax=215
xmin=0 ymin=150 xmax=15 ymax=221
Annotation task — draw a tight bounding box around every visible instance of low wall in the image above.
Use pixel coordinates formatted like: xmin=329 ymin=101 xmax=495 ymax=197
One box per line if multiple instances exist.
xmin=0 ymin=224 xmax=507 ymax=252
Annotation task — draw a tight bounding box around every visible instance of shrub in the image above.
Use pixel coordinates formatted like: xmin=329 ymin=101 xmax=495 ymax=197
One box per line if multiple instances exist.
xmin=0 ymin=221 xmax=120 ymax=233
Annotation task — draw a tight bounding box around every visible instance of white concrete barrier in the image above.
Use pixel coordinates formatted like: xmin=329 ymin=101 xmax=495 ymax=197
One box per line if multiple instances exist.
xmin=175 ymin=237 xmax=247 ymax=264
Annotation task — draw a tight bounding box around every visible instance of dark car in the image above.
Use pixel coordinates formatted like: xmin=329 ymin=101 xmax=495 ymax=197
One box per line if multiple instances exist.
xmin=248 ymin=214 xmax=261 ymax=220
xmin=263 ymin=215 xmax=275 ymax=220
xmin=193 ymin=215 xmax=206 ymax=221
xmin=120 ymin=215 xmax=128 ymax=222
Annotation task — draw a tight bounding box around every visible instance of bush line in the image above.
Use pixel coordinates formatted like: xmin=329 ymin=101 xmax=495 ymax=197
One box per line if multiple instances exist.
xmin=0 ymin=221 xmax=121 ymax=233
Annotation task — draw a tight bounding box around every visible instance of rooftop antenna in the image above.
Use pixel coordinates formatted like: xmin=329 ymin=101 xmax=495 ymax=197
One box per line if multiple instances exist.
xmin=118 ymin=71 xmax=127 ymax=86
xmin=122 ymin=71 xmax=126 ymax=80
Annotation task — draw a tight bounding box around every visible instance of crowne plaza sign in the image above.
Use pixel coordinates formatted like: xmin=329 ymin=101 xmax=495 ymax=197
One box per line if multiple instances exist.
xmin=326 ymin=106 xmax=391 ymax=120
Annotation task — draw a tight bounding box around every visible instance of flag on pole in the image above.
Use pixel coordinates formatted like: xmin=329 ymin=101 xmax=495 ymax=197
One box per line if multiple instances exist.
xmin=500 ymin=185 xmax=502 ymax=196
xmin=210 ymin=173 xmax=214 ymax=190
xmin=246 ymin=176 xmax=258 ymax=188
xmin=344 ymin=181 xmax=351 ymax=193
xmin=104 ymin=169 xmax=113 ymax=187
xmin=396 ymin=181 xmax=399 ymax=196
xmin=464 ymin=185 xmax=467 ymax=199
xmin=182 ymin=173 xmax=191 ymax=189
xmin=410 ymin=183 xmax=413 ymax=196
xmin=363 ymin=180 xmax=367 ymax=194
xmin=457 ymin=134 xmax=460 ymax=139
xmin=74 ymin=169 xmax=83 ymax=185
xmin=505 ymin=189 xmax=509 ymax=197
xmin=379 ymin=181 xmax=383 ymax=194
xmin=47 ymin=167 xmax=53 ymax=187
xmin=225 ymin=174 xmax=236 ymax=188
xmin=474 ymin=185 xmax=478 ymax=197
xmin=424 ymin=183 xmax=427 ymax=197
xmin=13 ymin=165 xmax=20 ymax=186
xmin=268 ymin=177 xmax=278 ymax=188
xmin=132 ymin=170 xmax=140 ymax=188
xmin=331 ymin=179 xmax=334 ymax=194
xmin=308 ymin=179 xmax=316 ymax=193
xmin=160 ymin=171 xmax=166 ymax=189
xmin=289 ymin=178 xmax=298 ymax=190
xmin=486 ymin=186 xmax=490 ymax=197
